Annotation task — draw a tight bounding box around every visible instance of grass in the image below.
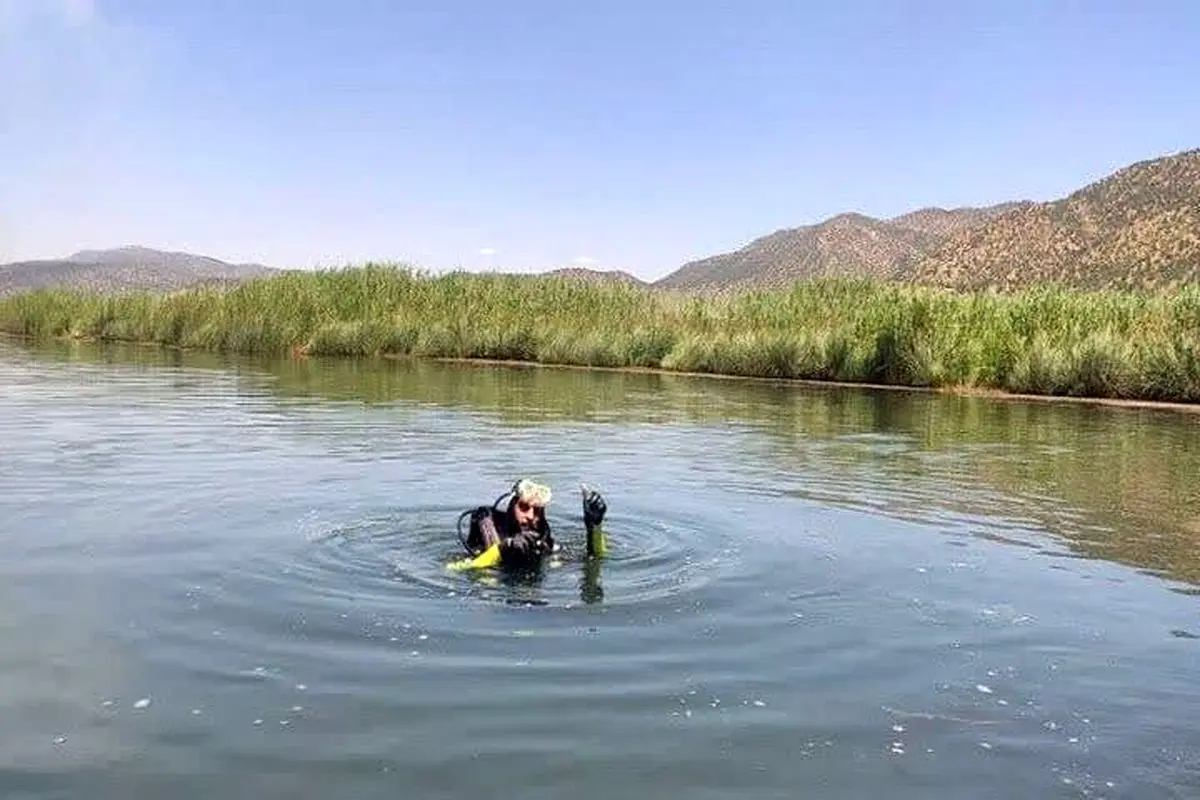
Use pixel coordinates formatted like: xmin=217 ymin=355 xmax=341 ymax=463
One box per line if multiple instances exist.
xmin=2 ymin=262 xmax=1200 ymax=402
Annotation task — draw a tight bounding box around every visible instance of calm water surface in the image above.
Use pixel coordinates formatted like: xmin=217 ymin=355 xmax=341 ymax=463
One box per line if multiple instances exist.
xmin=2 ymin=339 xmax=1199 ymax=799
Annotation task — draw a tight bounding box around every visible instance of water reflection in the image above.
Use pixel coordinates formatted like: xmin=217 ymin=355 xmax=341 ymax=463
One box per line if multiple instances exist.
xmin=7 ymin=337 xmax=1200 ymax=590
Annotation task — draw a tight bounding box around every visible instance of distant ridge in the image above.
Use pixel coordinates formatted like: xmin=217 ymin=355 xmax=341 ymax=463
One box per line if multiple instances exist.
xmin=888 ymin=201 xmax=1034 ymax=238
xmin=652 ymin=211 xmax=947 ymax=292
xmin=907 ymin=149 xmax=1200 ymax=291
xmin=652 ymin=148 xmax=1200 ymax=293
xmin=0 ymin=246 xmax=278 ymax=296
xmin=5 ymin=148 xmax=1198 ymax=298
xmin=543 ymin=266 xmax=647 ymax=287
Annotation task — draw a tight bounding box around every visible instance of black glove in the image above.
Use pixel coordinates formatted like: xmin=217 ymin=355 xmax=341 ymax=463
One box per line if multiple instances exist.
xmin=581 ymin=484 xmax=607 ymax=529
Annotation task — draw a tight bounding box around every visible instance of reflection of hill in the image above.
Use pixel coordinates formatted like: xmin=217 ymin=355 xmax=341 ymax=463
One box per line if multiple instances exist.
xmin=13 ymin=337 xmax=1200 ymax=588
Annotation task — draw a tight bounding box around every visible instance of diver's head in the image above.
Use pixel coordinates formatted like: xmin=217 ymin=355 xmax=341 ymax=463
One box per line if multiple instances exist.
xmin=509 ymin=478 xmax=551 ymax=531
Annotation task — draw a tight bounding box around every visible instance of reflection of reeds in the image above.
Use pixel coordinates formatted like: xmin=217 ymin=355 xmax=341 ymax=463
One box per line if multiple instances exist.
xmin=11 ymin=334 xmax=1200 ymax=587
xmin=3 ymin=265 xmax=1200 ymax=402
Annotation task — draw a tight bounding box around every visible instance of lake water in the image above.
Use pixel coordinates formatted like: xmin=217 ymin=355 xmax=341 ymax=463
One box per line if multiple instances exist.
xmin=2 ymin=337 xmax=1198 ymax=799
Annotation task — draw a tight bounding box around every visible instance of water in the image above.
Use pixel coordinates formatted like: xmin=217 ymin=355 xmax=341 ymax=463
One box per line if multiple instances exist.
xmin=2 ymin=337 xmax=1199 ymax=799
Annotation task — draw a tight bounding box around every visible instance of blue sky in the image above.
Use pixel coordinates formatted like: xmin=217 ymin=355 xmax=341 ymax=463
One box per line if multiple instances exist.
xmin=4 ymin=0 xmax=1198 ymax=280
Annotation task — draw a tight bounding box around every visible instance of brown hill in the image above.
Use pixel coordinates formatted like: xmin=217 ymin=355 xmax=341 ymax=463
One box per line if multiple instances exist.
xmin=0 ymin=246 xmax=278 ymax=296
xmin=889 ymin=201 xmax=1033 ymax=238
xmin=543 ymin=267 xmax=648 ymax=287
xmin=654 ymin=148 xmax=1200 ymax=293
xmin=908 ymin=148 xmax=1200 ymax=291
xmin=653 ymin=211 xmax=994 ymax=292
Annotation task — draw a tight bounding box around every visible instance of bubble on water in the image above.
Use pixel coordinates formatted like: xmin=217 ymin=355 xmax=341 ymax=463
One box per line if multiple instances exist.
xmin=191 ymin=708 xmax=202 ymax=716
xmin=892 ymin=724 xmax=905 ymax=733
xmin=280 ymin=720 xmax=290 ymax=727
xmin=53 ymin=736 xmax=67 ymax=745
xmin=753 ymin=700 xmax=766 ymax=708
xmin=133 ymin=697 xmax=151 ymax=710
xmin=418 ymin=634 xmax=429 ymax=641
xmin=979 ymin=742 xmax=992 ymax=750
xmin=975 ymin=684 xmax=993 ymax=694
xmin=253 ymin=719 xmax=263 ymax=726
xmin=100 ymin=700 xmax=114 ymax=708
xmin=291 ymin=706 xmax=303 ymax=712
xmin=295 ymin=684 xmax=307 ymax=691
xmin=684 ymin=709 xmax=692 ymax=718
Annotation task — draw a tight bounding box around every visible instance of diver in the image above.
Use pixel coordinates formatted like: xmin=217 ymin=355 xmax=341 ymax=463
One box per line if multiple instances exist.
xmin=449 ymin=479 xmax=608 ymax=572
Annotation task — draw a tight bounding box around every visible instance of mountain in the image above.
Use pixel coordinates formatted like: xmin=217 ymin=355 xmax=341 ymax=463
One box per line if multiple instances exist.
xmin=543 ymin=266 xmax=648 ymax=287
xmin=907 ymin=149 xmax=1200 ymax=291
xmin=652 ymin=210 xmax=987 ymax=293
xmin=888 ymin=201 xmax=1033 ymax=238
xmin=0 ymin=246 xmax=278 ymax=296
xmin=653 ymin=148 xmax=1200 ymax=293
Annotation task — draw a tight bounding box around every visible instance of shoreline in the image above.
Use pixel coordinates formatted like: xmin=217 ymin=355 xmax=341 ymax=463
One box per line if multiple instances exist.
xmin=421 ymin=355 xmax=1200 ymax=415
xmin=5 ymin=330 xmax=1198 ymax=416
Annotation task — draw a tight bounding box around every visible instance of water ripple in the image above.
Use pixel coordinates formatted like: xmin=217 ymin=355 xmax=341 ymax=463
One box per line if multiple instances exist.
xmin=5 ymin=340 xmax=1200 ymax=799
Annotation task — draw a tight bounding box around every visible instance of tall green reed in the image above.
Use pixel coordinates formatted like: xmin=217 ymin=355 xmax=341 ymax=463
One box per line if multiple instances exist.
xmin=2 ymin=264 xmax=1198 ymax=402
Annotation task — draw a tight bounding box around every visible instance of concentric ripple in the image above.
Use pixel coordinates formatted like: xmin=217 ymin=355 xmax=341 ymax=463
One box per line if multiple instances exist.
xmin=7 ymin=340 xmax=1200 ymax=800
xmin=285 ymin=500 xmax=729 ymax=611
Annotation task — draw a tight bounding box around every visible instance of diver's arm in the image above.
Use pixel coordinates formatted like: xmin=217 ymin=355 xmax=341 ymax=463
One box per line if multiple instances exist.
xmin=586 ymin=520 xmax=607 ymax=558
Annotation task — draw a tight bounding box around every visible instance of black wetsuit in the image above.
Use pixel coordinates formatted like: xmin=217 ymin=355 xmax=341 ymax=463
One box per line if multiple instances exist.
xmin=465 ymin=503 xmax=555 ymax=569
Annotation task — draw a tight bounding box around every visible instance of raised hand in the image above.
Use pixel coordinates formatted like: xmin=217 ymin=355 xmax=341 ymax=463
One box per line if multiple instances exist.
xmin=580 ymin=484 xmax=607 ymax=530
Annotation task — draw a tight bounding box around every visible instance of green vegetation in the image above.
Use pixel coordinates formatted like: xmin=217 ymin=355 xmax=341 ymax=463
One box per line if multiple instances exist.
xmin=2 ymin=263 xmax=1200 ymax=402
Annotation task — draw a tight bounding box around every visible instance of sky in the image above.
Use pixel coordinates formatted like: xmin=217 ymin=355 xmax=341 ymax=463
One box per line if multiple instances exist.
xmin=3 ymin=0 xmax=1198 ymax=281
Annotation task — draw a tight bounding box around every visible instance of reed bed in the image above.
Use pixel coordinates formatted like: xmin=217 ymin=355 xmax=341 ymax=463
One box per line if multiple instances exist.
xmin=2 ymin=263 xmax=1199 ymax=402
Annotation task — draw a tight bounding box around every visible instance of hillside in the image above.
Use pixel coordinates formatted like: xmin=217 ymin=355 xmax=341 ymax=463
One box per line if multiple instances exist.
xmin=652 ymin=210 xmax=1000 ymax=293
xmin=654 ymin=148 xmax=1200 ymax=293
xmin=888 ymin=201 xmax=1033 ymax=238
xmin=908 ymin=149 xmax=1200 ymax=291
xmin=0 ymin=246 xmax=278 ymax=296
xmin=543 ymin=266 xmax=647 ymax=287
xmin=7 ymin=149 xmax=1198 ymax=298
